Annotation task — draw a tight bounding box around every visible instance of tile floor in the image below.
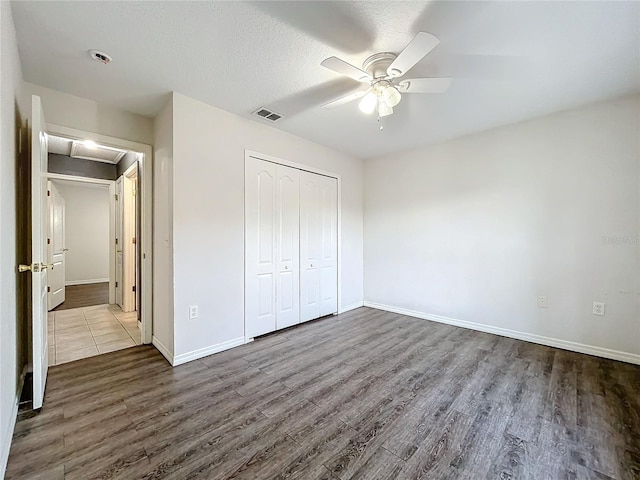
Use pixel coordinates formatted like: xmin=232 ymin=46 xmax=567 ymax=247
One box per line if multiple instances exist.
xmin=48 ymin=304 xmax=141 ymax=365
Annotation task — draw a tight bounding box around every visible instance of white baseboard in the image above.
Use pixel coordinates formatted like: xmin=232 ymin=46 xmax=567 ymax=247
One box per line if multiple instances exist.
xmin=0 ymin=394 xmax=19 ymax=479
xmin=152 ymin=336 xmax=174 ymax=365
xmin=339 ymin=301 xmax=364 ymax=314
xmin=65 ymin=278 xmax=109 ymax=286
xmin=364 ymin=301 xmax=640 ymax=366
xmin=172 ymin=337 xmax=245 ymax=367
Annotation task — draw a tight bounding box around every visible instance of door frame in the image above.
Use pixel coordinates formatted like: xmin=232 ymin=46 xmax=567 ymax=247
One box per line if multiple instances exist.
xmin=243 ymin=149 xmax=342 ymax=342
xmin=47 ymin=124 xmax=153 ymax=344
xmin=48 ymin=173 xmax=116 ymax=303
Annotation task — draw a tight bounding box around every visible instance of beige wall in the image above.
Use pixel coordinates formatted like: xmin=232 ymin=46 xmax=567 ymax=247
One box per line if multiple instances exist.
xmin=169 ymin=93 xmax=364 ymax=361
xmin=23 ymin=82 xmax=153 ymax=145
xmin=152 ymin=98 xmax=174 ymax=359
xmin=53 ymin=182 xmax=110 ymax=284
xmin=364 ymin=95 xmax=640 ymax=362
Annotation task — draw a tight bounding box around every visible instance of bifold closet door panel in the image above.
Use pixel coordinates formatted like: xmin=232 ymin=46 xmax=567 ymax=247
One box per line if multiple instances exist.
xmin=275 ymin=165 xmax=300 ymax=330
xmin=245 ymin=157 xmax=277 ymax=338
xmin=300 ymin=171 xmax=338 ymax=322
xmin=319 ymin=176 xmax=338 ymax=317
xmin=300 ymin=172 xmax=321 ymax=322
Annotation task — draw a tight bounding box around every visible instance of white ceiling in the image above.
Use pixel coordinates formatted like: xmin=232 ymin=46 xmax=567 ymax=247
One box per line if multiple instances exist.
xmin=11 ymin=1 xmax=640 ymax=159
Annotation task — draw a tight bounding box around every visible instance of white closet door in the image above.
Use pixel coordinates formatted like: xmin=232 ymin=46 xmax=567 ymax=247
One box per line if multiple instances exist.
xmin=245 ymin=158 xmax=277 ymax=338
xmin=319 ymin=176 xmax=338 ymax=316
xmin=300 ymin=172 xmax=321 ymax=322
xmin=275 ymin=165 xmax=300 ymax=329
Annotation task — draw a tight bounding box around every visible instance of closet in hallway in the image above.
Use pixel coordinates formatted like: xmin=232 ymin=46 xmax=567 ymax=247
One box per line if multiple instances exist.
xmin=245 ymin=155 xmax=338 ymax=339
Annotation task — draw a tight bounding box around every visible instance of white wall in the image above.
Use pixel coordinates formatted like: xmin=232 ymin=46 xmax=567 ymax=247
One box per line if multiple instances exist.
xmin=171 ymin=93 xmax=364 ymax=360
xmin=53 ymin=182 xmax=110 ymax=284
xmin=22 ymin=82 xmax=154 ymax=145
xmin=0 ymin=2 xmax=24 ymax=476
xmin=152 ymin=99 xmax=174 ymax=359
xmin=364 ymin=95 xmax=640 ymax=362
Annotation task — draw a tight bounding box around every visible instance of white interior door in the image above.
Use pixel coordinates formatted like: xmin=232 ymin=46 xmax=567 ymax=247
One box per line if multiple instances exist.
xmin=31 ymin=95 xmax=49 ymax=409
xmin=245 ymin=157 xmax=277 ymax=338
xmin=300 ymin=173 xmax=321 ymax=322
xmin=47 ymin=181 xmax=65 ymax=310
xmin=319 ymin=176 xmax=338 ymax=316
xmin=122 ymin=169 xmax=137 ymax=313
xmin=300 ymin=171 xmax=338 ymax=322
xmin=275 ymin=165 xmax=300 ymax=330
xmin=115 ymin=177 xmax=123 ymax=308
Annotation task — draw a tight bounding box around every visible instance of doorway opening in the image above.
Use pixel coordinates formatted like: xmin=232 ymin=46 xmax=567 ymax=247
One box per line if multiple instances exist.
xmin=45 ymin=133 xmax=145 ymax=365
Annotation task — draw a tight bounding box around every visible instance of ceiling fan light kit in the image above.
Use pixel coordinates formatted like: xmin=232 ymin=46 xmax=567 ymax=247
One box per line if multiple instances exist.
xmin=321 ymin=32 xmax=453 ymax=127
xmin=358 ymin=90 xmax=377 ymax=114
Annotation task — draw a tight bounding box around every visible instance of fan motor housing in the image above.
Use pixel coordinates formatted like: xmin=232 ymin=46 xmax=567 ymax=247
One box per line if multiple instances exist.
xmin=362 ymin=52 xmax=397 ymax=79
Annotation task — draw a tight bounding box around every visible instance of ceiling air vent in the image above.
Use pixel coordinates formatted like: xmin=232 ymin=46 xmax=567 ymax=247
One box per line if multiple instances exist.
xmin=252 ymin=107 xmax=283 ymax=122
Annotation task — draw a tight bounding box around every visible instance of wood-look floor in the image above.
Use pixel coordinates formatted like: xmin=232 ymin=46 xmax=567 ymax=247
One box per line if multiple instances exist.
xmin=53 ymin=283 xmax=109 ymax=311
xmin=6 ymin=307 xmax=640 ymax=479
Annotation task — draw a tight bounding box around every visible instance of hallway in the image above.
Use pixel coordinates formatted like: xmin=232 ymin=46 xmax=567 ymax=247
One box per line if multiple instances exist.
xmin=48 ymin=304 xmax=141 ymax=365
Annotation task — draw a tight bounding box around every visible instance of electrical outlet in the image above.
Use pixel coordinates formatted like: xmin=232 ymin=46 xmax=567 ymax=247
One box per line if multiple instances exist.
xmin=592 ymin=302 xmax=605 ymax=316
xmin=189 ymin=305 xmax=199 ymax=319
xmin=537 ymin=296 xmax=548 ymax=308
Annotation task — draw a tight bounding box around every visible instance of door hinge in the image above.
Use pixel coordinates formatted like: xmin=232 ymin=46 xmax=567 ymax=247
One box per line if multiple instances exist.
xmin=47 ymin=238 xmax=50 ymax=245
xmin=47 ymin=286 xmax=51 ymax=293
xmin=132 ymin=237 xmax=136 ymax=244
xmin=115 ymin=281 xmax=119 ymax=288
xmin=114 ymin=193 xmax=119 ymax=201
xmin=132 ymin=286 xmax=136 ymax=292
xmin=47 ymin=190 xmax=50 ymax=196
xmin=115 ymin=238 xmax=118 ymax=245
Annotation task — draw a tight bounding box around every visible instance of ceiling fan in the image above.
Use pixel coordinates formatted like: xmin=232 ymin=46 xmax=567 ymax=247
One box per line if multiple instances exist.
xmin=321 ymin=32 xmax=452 ymax=125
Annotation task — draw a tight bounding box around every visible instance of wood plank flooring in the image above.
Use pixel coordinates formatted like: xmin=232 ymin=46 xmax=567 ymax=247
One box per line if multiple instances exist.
xmin=6 ymin=307 xmax=640 ymax=479
xmin=53 ymin=283 xmax=109 ymax=311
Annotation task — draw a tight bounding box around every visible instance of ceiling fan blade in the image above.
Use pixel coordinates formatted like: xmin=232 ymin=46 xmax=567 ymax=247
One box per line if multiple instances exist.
xmin=322 ymin=88 xmax=369 ymax=108
xmin=398 ymin=77 xmax=453 ymax=93
xmin=387 ymin=32 xmax=440 ymax=78
xmin=321 ymin=56 xmax=372 ymax=82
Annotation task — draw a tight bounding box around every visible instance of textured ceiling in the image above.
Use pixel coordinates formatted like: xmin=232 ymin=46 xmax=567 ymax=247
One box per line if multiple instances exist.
xmin=11 ymin=1 xmax=640 ymax=159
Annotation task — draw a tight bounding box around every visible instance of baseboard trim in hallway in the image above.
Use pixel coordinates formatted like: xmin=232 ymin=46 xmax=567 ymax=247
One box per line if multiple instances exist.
xmin=364 ymin=301 xmax=640 ymax=365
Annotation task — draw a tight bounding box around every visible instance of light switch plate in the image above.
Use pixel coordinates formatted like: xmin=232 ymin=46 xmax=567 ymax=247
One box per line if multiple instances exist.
xmin=189 ymin=305 xmax=199 ymax=319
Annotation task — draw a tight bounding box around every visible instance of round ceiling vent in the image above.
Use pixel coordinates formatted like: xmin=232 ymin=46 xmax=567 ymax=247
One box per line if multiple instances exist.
xmin=88 ymin=49 xmax=112 ymax=64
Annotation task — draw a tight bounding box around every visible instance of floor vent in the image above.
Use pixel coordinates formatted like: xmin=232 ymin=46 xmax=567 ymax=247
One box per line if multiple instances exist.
xmin=252 ymin=107 xmax=283 ymax=122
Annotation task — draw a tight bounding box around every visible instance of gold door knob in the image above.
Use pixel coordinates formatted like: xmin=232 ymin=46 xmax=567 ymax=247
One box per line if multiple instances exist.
xmin=63 ymin=248 xmax=69 ymax=252
xmin=18 ymin=264 xmax=32 ymax=272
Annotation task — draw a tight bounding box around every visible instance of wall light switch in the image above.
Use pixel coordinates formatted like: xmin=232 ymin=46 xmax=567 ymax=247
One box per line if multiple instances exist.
xmin=537 ymin=296 xmax=548 ymax=308
xmin=189 ymin=305 xmax=199 ymax=319
xmin=592 ymin=302 xmax=605 ymax=316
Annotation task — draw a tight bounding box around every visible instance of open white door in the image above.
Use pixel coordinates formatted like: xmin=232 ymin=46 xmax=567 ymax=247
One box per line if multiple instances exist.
xmin=31 ymin=95 xmax=49 ymax=409
xmin=47 ymin=181 xmax=65 ymax=310
xmin=122 ymin=166 xmax=137 ymax=313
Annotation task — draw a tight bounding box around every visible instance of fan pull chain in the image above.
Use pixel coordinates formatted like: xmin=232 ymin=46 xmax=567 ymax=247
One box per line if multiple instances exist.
xmin=378 ymin=115 xmax=384 ymax=131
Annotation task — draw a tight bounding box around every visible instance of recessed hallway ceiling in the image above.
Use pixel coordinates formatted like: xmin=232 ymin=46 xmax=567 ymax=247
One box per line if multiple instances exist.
xmin=11 ymin=1 xmax=640 ymax=159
